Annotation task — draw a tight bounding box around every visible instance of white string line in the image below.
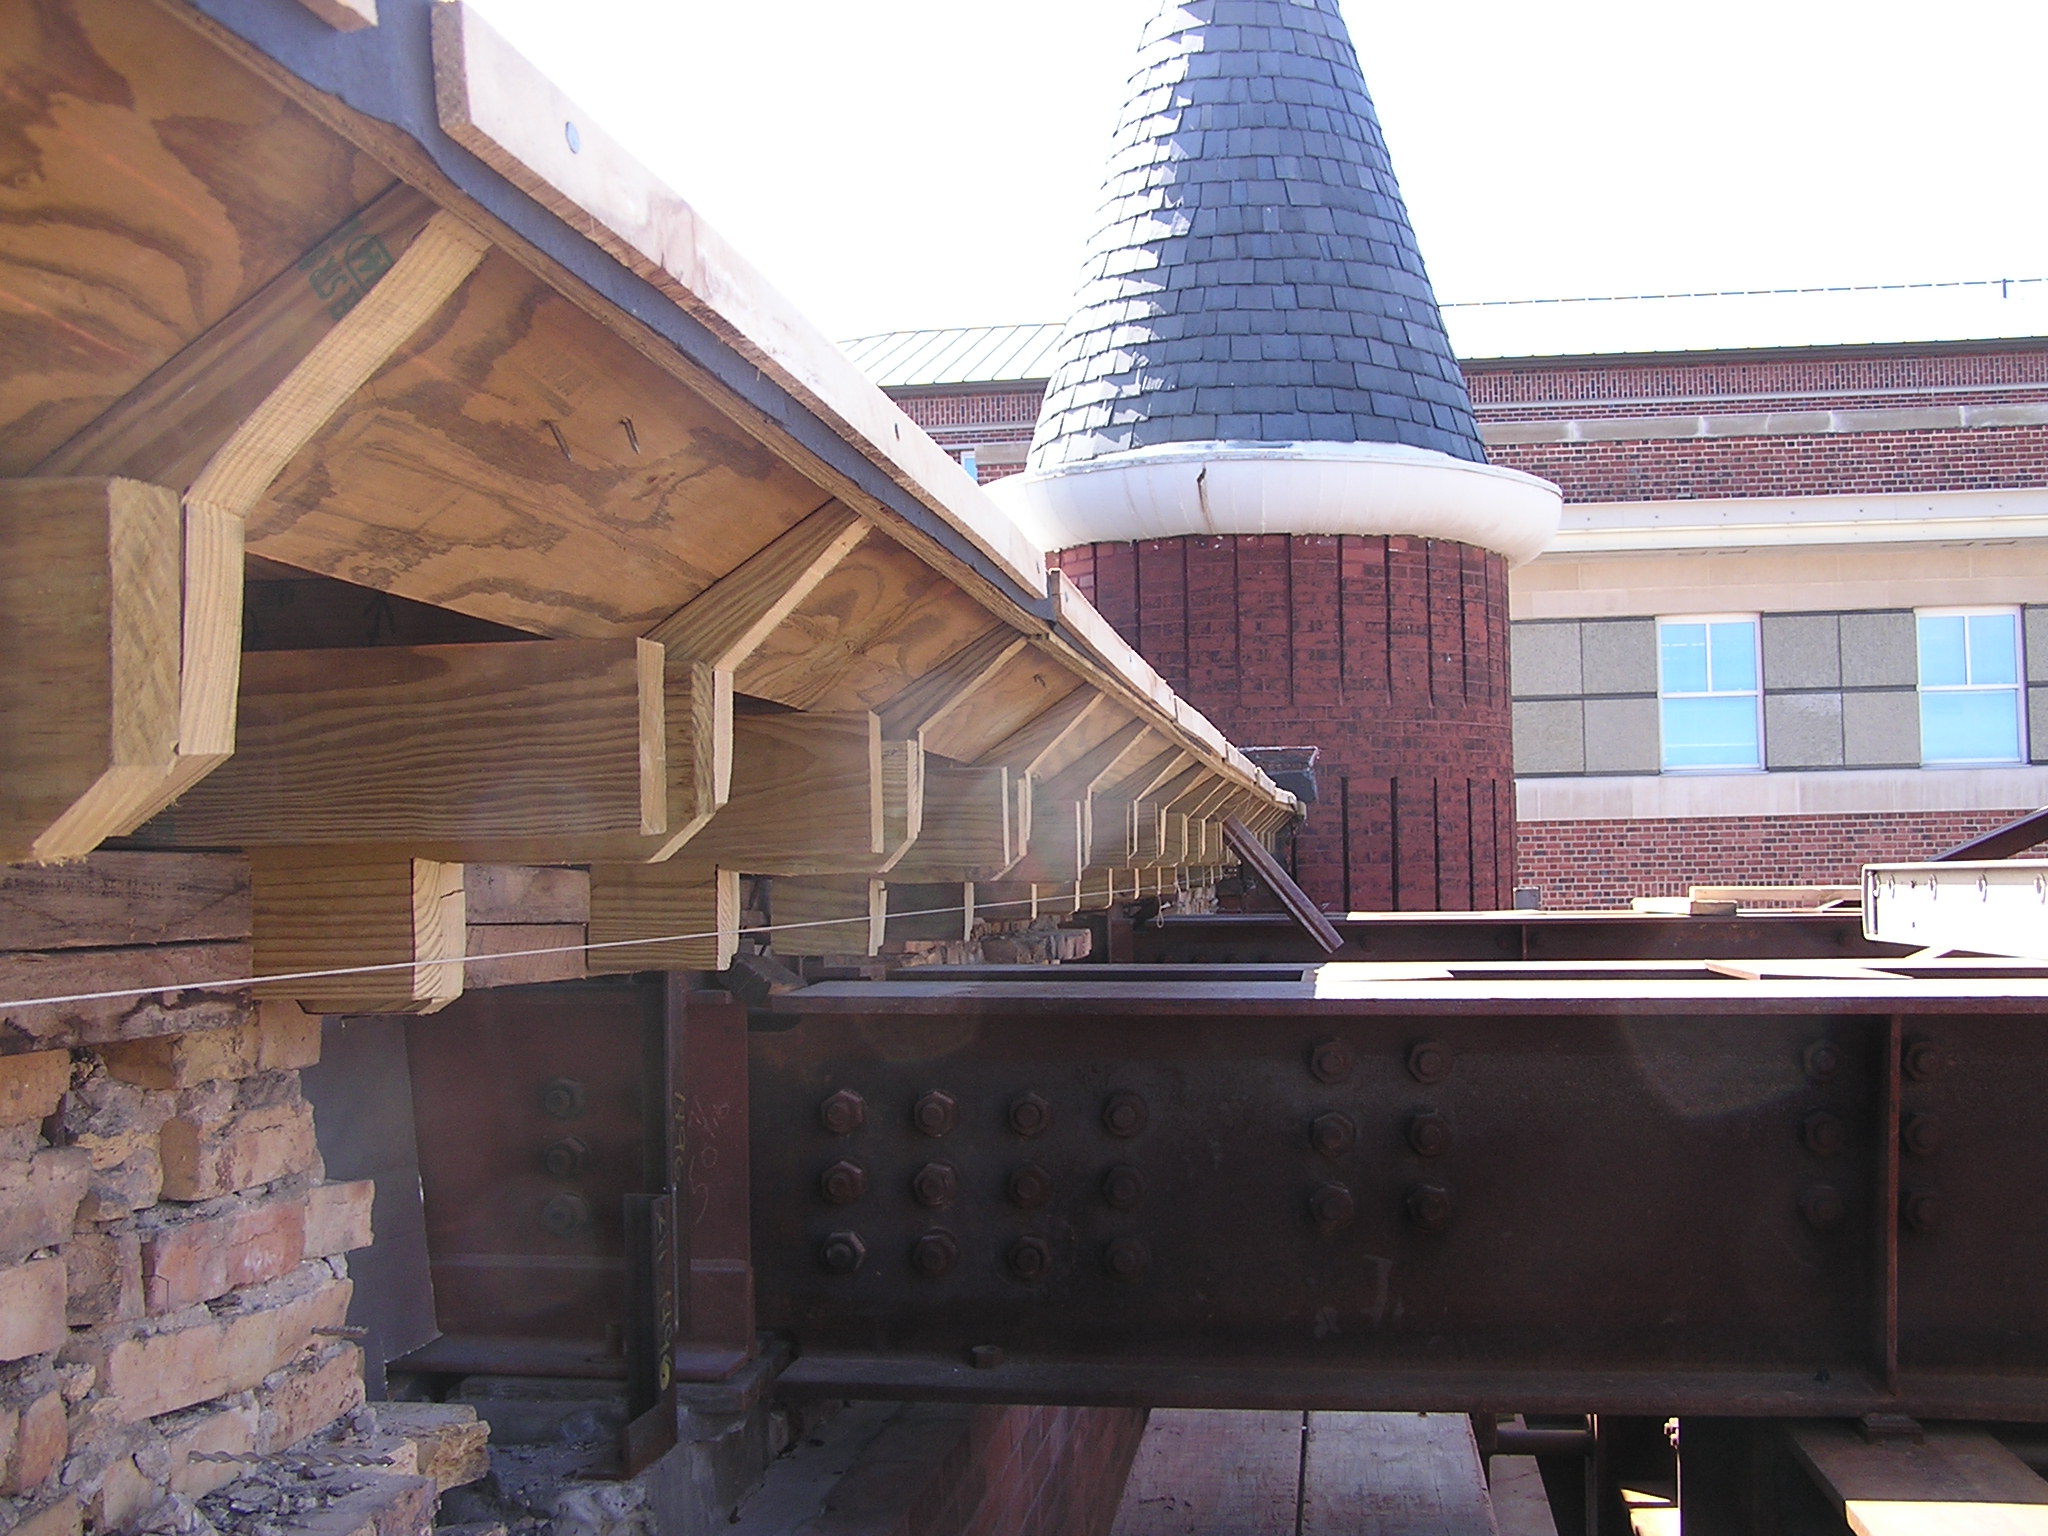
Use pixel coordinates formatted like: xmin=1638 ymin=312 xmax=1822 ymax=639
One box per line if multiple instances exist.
xmin=1442 ymin=275 xmax=2047 ymax=310
xmin=0 ymin=896 xmax=1063 ymax=1012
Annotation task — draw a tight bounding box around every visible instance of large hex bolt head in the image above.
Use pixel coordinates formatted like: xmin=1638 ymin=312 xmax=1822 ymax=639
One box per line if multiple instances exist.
xmin=1006 ymin=1234 xmax=1053 ymax=1282
xmin=1803 ymin=1039 xmax=1842 ymax=1083
xmin=911 ymin=1230 xmax=959 ymax=1278
xmin=911 ymin=1161 xmax=960 ymax=1209
xmin=1101 ymin=1164 xmax=1147 ymax=1210
xmin=1801 ymin=1183 xmax=1845 ymax=1231
xmin=913 ymin=1091 xmax=960 ymax=1138
xmin=1406 ymin=1183 xmax=1452 ymax=1232
xmin=1903 ymin=1038 xmax=1943 ymax=1083
xmin=1007 ymin=1091 xmax=1054 ymax=1137
xmin=819 ymin=1160 xmax=868 ymax=1205
xmin=1102 ymin=1091 xmax=1150 ymax=1139
xmin=1310 ymin=1112 xmax=1357 ymax=1157
xmin=820 ymin=1231 xmax=868 ymax=1274
xmin=1803 ymin=1109 xmax=1847 ymax=1157
xmin=540 ymin=1077 xmax=587 ymax=1121
xmin=1407 ymin=1041 xmax=1453 ymax=1085
xmin=1008 ymin=1163 xmax=1053 ymax=1210
xmin=1309 ymin=1182 xmax=1355 ymax=1233
xmin=1102 ymin=1237 xmax=1151 ymax=1283
xmin=1407 ymin=1110 xmax=1453 ymax=1158
xmin=542 ymin=1136 xmax=589 ymax=1179
xmin=819 ymin=1089 xmax=867 ymax=1136
xmin=540 ymin=1191 xmax=592 ymax=1238
xmin=1309 ymin=1038 xmax=1355 ymax=1085
xmin=1902 ymin=1113 xmax=1943 ymax=1157
xmin=1903 ymin=1189 xmax=1943 ymax=1232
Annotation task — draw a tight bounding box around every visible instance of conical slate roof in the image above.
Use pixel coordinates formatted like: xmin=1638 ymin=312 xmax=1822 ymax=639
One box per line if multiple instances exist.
xmin=1029 ymin=0 xmax=1485 ymax=474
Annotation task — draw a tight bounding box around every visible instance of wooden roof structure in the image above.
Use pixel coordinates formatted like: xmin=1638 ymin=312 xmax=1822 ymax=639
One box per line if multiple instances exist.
xmin=1 ymin=0 xmax=1294 ymax=1011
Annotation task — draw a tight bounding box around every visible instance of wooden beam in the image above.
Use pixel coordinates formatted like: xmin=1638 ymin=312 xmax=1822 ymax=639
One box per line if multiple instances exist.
xmin=769 ymin=876 xmax=884 ymax=959
xmin=876 ymin=626 xmax=1030 ymax=743
xmin=1787 ymin=1422 xmax=2048 ymax=1536
xmin=1 ymin=479 xmax=182 ymax=863
xmin=888 ymin=762 xmax=1014 ymax=882
xmin=645 ymin=503 xmax=870 ymax=671
xmin=251 ymin=849 xmax=465 ymax=1014
xmin=147 ymin=639 xmax=664 ymax=851
xmin=972 ymin=687 xmax=1106 ymax=776
xmin=587 ymin=861 xmax=738 ymax=972
xmin=914 ymin=648 xmax=1080 ymax=764
xmin=1224 ymin=817 xmax=1343 ymax=956
xmin=875 ymin=739 xmax=925 ymax=874
xmin=1088 ymin=748 xmax=1190 ymax=869
xmin=885 ymin=882 xmax=972 ymax=945
xmin=1007 ymin=788 xmax=1086 ymax=885
xmin=683 ymin=712 xmax=883 ymax=875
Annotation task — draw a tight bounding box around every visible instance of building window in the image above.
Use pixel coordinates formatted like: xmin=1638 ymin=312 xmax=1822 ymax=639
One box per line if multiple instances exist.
xmin=1658 ymin=616 xmax=1761 ymax=770
xmin=1918 ymin=608 xmax=2024 ymax=764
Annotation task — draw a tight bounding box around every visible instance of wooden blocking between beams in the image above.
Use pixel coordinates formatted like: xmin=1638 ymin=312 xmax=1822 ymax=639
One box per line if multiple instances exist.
xmin=770 ymin=877 xmax=884 ymax=958
xmin=152 ymin=640 xmax=666 ymax=848
xmin=686 ymin=712 xmax=884 ymax=875
xmin=1 ymin=479 xmax=181 ymax=862
xmin=587 ymin=862 xmax=739 ymax=972
xmin=1008 ymin=788 xmax=1085 ymax=884
xmin=645 ymin=503 xmax=869 ymax=672
xmin=887 ymin=761 xmax=1012 ymax=881
xmin=251 ymin=850 xmax=464 ymax=1014
xmin=885 ymin=883 xmax=972 ymax=945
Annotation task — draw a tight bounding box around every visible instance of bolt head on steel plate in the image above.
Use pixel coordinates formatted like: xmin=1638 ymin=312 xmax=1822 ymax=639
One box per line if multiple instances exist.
xmin=912 ymin=1162 xmax=959 ymax=1208
xmin=1801 ymin=1183 xmax=1845 ymax=1231
xmin=1902 ymin=1189 xmax=1943 ymax=1232
xmin=1101 ymin=1164 xmax=1146 ymax=1209
xmin=1102 ymin=1237 xmax=1150 ymax=1282
xmin=539 ymin=1077 xmax=587 ymax=1121
xmin=1309 ymin=1038 xmax=1354 ymax=1085
xmin=1902 ymin=1114 xmax=1943 ymax=1157
xmin=540 ymin=1191 xmax=592 ymax=1238
xmin=1310 ymin=1112 xmax=1357 ymax=1157
xmin=1309 ymin=1182 xmax=1355 ymax=1232
xmin=1803 ymin=1110 xmax=1847 ymax=1158
xmin=1903 ymin=1038 xmax=1943 ymax=1083
xmin=1406 ymin=1183 xmax=1452 ymax=1232
xmin=541 ymin=1136 xmax=588 ymax=1179
xmin=1102 ymin=1091 xmax=1149 ymax=1138
xmin=819 ymin=1160 xmax=868 ymax=1205
xmin=911 ymin=1230 xmax=959 ymax=1278
xmin=913 ymin=1091 xmax=960 ymax=1138
xmin=1408 ymin=1041 xmax=1452 ymax=1085
xmin=1407 ymin=1110 xmax=1452 ymax=1158
xmin=1009 ymin=1163 xmax=1053 ymax=1209
xmin=819 ymin=1089 xmax=867 ymax=1136
xmin=820 ymin=1231 xmax=868 ymax=1274
xmin=1803 ymin=1039 xmax=1841 ymax=1083
xmin=1007 ymin=1234 xmax=1053 ymax=1282
xmin=1007 ymin=1091 xmax=1053 ymax=1137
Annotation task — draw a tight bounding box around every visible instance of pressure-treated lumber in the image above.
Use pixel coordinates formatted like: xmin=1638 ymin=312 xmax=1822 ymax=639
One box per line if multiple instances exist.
xmin=1787 ymin=1423 xmax=2048 ymax=1536
xmin=769 ymin=877 xmax=886 ymax=959
xmin=877 ymin=627 xmax=1031 ymax=743
xmin=251 ymin=850 xmax=465 ymax=1014
xmin=646 ymin=503 xmax=870 ymax=671
xmin=683 ymin=712 xmax=884 ymax=875
xmin=973 ymin=688 xmax=1107 ymax=776
xmin=888 ymin=762 xmax=1014 ymax=881
xmin=586 ymin=862 xmax=739 ymax=972
xmin=1110 ymin=1410 xmax=1306 ymax=1536
xmin=1008 ymin=788 xmax=1087 ymax=885
xmin=0 ymin=853 xmax=251 ymax=951
xmin=154 ymin=640 xmax=664 ymax=849
xmin=1 ymin=479 xmax=182 ymax=863
xmin=1224 ymin=817 xmax=1343 ymax=956
xmin=1299 ymin=1413 xmax=1497 ymax=1536
xmin=877 ymin=739 xmax=926 ymax=873
xmin=1088 ymin=748 xmax=1189 ymax=870
xmin=885 ymin=882 xmax=973 ymax=945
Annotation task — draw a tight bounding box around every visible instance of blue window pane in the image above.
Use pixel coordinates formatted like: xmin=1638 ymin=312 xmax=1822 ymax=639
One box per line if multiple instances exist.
xmin=1660 ymin=623 xmax=1708 ymax=693
xmin=1708 ymin=621 xmax=1756 ymax=691
xmin=1922 ymin=690 xmax=2021 ymax=763
xmin=1967 ymin=612 xmax=2018 ymax=685
xmin=1919 ymin=615 xmax=1968 ymax=688
xmin=1662 ymin=695 xmax=1760 ymax=769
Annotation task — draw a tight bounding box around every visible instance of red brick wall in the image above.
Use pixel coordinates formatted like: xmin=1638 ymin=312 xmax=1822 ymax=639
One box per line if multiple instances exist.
xmin=1517 ymin=808 xmax=2036 ymax=910
xmin=1057 ymin=533 xmax=1515 ymax=911
xmin=1462 ymin=348 xmax=2048 ymax=411
xmin=901 ymin=1405 xmax=1149 ymax=1536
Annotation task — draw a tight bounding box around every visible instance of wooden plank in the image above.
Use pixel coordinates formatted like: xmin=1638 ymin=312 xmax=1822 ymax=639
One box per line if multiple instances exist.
xmin=770 ymin=876 xmax=884 ymax=959
xmin=888 ymin=762 xmax=1014 ymax=882
xmin=1090 ymin=748 xmax=1190 ymax=869
xmin=1789 ymin=1423 xmax=2048 ymax=1536
xmin=1110 ymin=1409 xmax=1304 ymax=1536
xmin=0 ymin=941 xmax=251 ymax=1055
xmin=921 ymin=652 xmax=1085 ymax=766
xmin=1224 ymin=817 xmax=1342 ymax=957
xmin=874 ymin=738 xmax=926 ymax=875
xmin=884 ymin=882 xmax=973 ymax=945
xmin=149 ymin=639 xmax=666 ymax=847
xmin=295 ymin=0 xmax=377 ymax=31
xmin=465 ymin=922 xmax=584 ymax=988
xmin=645 ymin=502 xmax=870 ymax=670
xmin=587 ymin=861 xmax=738 ymax=972
xmin=972 ymin=688 xmax=1106 ymax=776
xmin=1300 ymin=1412 xmax=1498 ymax=1536
xmin=876 ymin=627 xmax=1030 ymax=742
xmin=251 ymin=850 xmax=466 ymax=1014
xmin=0 ymin=853 xmax=251 ymax=951
xmin=1041 ymin=722 xmax=1155 ymax=805
xmin=463 ymin=865 xmax=590 ymax=927
xmin=1 ymin=478 xmax=182 ymax=861
xmin=683 ymin=712 xmax=883 ymax=875
xmin=1007 ymin=788 xmax=1086 ymax=885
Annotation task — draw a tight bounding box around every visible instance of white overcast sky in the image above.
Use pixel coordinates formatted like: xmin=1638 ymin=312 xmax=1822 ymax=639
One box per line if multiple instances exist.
xmin=467 ymin=1 xmax=2048 ymax=358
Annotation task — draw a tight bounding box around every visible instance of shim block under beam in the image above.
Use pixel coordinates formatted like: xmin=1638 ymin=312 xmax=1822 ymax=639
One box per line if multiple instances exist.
xmin=770 ymin=876 xmax=885 ymax=959
xmin=685 ymin=712 xmax=885 ymax=876
xmin=251 ymin=849 xmax=465 ymax=1014
xmin=887 ymin=761 xmax=1013 ymax=881
xmin=587 ymin=861 xmax=739 ymax=972
xmin=1 ymin=478 xmax=182 ymax=864
xmin=153 ymin=640 xmax=666 ymax=851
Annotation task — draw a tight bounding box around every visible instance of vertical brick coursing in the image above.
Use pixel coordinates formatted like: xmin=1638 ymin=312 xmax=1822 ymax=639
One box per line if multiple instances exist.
xmin=1058 ymin=533 xmax=1514 ymax=911
xmin=1517 ymin=808 xmax=2036 ymax=910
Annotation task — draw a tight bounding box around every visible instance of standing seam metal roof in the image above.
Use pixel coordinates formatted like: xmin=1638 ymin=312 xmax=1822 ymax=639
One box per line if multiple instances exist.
xmin=1028 ymin=0 xmax=1485 ymax=472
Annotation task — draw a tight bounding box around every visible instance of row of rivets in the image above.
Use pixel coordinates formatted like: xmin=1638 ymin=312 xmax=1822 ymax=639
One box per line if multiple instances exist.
xmin=818 ymin=1088 xmax=1150 ymax=1139
xmin=819 ymin=1230 xmax=1149 ymax=1282
xmin=1310 ymin=1181 xmax=1451 ymax=1233
xmin=1308 ymin=1110 xmax=1452 ymax=1158
xmin=819 ymin=1159 xmax=1147 ymax=1211
xmin=1308 ymin=1039 xmax=1452 ymax=1086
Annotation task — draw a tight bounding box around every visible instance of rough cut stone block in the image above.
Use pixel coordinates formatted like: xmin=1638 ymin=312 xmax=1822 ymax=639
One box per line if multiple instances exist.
xmin=103 ymin=1005 xmax=320 ymax=1090
xmin=160 ymin=1396 xmax=260 ymax=1500
xmin=0 ymin=1259 xmax=68 ymax=1362
xmin=0 ymin=1384 xmax=66 ymax=1496
xmin=158 ymin=1100 xmax=317 ymax=1202
xmin=64 ymin=1226 xmax=142 ymax=1326
xmin=375 ymin=1402 xmax=490 ymax=1492
xmin=0 ymin=1053 xmax=69 ymax=1127
xmin=0 ymin=1148 xmax=89 ymax=1266
xmin=258 ymin=1342 xmax=366 ymax=1454
xmin=304 ymin=1180 xmax=374 ymax=1259
xmin=6 ymin=1493 xmax=80 ymax=1536
xmin=236 ymin=1470 xmax=436 ymax=1536
xmin=141 ymin=1192 xmax=307 ymax=1313
xmin=60 ymin=1263 xmax=350 ymax=1424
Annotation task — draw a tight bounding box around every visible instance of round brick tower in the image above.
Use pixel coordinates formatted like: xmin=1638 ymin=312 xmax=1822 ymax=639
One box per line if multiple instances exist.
xmin=990 ymin=0 xmax=1559 ymax=911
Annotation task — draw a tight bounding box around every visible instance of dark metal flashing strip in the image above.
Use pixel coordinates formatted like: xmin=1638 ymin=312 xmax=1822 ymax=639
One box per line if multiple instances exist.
xmin=177 ymin=0 xmax=1055 ymax=627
